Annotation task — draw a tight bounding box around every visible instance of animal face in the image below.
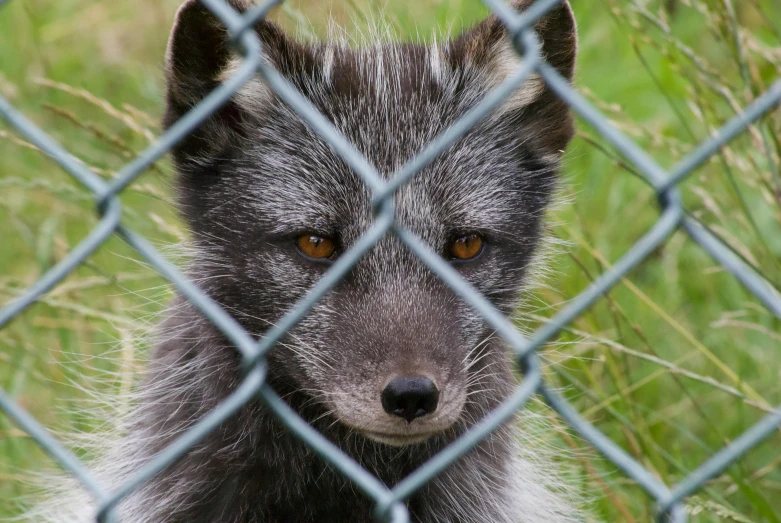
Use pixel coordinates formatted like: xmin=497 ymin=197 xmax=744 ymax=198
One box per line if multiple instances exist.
xmin=164 ymin=0 xmax=577 ymax=445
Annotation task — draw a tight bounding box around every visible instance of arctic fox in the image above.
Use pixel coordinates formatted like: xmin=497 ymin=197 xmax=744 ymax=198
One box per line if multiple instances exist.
xmin=26 ymin=0 xmax=581 ymax=521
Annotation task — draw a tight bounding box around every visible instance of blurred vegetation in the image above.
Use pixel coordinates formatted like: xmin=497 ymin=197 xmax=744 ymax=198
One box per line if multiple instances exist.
xmin=1 ymin=0 xmax=780 ymax=521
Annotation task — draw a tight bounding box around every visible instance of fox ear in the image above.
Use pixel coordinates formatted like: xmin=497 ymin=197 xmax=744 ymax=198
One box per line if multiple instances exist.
xmin=449 ymin=0 xmax=578 ymax=155
xmin=164 ymin=0 xmax=318 ymax=155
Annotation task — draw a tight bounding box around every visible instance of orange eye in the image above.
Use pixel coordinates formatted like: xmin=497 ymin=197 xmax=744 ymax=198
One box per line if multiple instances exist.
xmin=296 ymin=235 xmax=336 ymax=260
xmin=449 ymin=233 xmax=484 ymax=261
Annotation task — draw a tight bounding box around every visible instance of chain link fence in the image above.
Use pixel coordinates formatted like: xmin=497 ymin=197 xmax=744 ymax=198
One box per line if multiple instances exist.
xmin=1 ymin=0 xmax=781 ymax=521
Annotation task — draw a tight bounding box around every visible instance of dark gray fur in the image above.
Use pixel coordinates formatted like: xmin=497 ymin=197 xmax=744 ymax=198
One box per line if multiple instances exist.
xmin=28 ymin=1 xmax=581 ymax=521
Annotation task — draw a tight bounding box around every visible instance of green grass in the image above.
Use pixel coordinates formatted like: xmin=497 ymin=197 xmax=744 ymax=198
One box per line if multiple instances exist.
xmin=1 ymin=0 xmax=780 ymax=521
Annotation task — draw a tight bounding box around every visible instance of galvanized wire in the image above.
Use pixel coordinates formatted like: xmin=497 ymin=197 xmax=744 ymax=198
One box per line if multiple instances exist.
xmin=1 ymin=0 xmax=780 ymax=522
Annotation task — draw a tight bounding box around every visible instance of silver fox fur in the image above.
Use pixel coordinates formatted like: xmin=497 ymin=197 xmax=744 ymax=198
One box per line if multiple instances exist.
xmin=21 ymin=0 xmax=584 ymax=521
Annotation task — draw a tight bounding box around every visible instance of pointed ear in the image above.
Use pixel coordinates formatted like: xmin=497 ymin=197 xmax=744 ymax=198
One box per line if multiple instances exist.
xmin=163 ymin=0 xmax=319 ymax=156
xmin=448 ymin=0 xmax=578 ymax=156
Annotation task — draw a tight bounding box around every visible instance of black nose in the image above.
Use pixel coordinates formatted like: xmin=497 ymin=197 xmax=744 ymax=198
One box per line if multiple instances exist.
xmin=381 ymin=376 xmax=439 ymax=423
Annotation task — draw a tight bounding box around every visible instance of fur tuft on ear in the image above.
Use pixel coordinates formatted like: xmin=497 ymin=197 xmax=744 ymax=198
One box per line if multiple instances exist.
xmin=448 ymin=0 xmax=578 ymax=157
xmin=163 ymin=0 xmax=319 ymax=157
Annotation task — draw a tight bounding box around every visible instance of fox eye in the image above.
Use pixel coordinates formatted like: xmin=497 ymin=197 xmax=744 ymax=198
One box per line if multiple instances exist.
xmin=449 ymin=233 xmax=484 ymax=261
xmin=296 ymin=234 xmax=337 ymax=260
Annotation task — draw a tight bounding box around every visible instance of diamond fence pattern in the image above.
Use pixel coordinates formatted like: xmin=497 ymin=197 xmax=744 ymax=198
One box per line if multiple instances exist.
xmin=1 ymin=0 xmax=781 ymax=521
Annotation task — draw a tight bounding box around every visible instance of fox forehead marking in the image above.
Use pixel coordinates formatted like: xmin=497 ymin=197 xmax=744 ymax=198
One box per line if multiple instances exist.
xmin=240 ymin=134 xmax=547 ymax=240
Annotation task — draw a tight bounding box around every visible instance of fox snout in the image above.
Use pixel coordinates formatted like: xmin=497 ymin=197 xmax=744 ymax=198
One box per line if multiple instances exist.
xmin=324 ymin=360 xmax=466 ymax=446
xmin=291 ymin=279 xmax=475 ymax=446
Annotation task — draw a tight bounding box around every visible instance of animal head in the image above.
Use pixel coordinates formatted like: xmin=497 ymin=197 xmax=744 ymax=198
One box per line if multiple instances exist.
xmin=164 ymin=0 xmax=577 ymax=446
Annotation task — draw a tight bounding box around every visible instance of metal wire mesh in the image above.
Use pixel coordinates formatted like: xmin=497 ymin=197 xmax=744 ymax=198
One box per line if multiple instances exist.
xmin=1 ymin=0 xmax=781 ymax=521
